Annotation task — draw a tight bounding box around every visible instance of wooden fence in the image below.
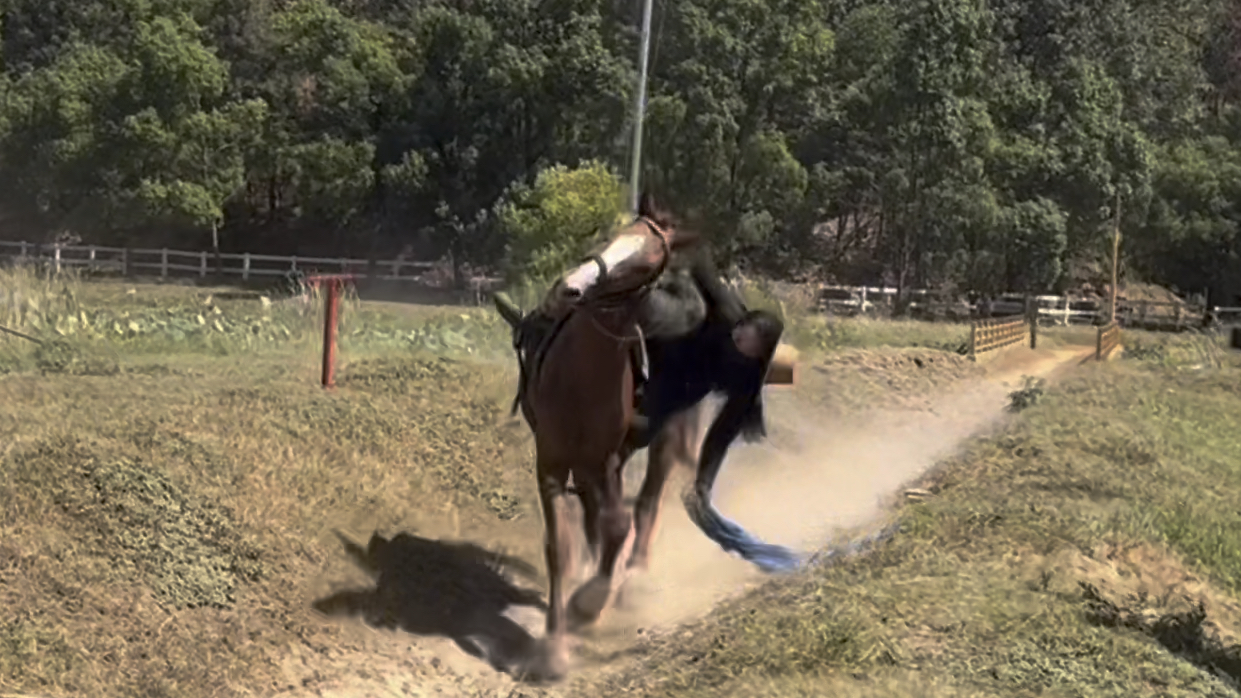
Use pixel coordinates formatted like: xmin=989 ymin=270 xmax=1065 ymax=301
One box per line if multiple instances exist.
xmin=0 ymin=240 xmax=444 ymax=282
xmin=969 ymin=314 xmax=1029 ymax=361
xmin=3 ymin=240 xmax=1233 ymax=333
xmin=1096 ymin=322 xmax=1121 ymax=361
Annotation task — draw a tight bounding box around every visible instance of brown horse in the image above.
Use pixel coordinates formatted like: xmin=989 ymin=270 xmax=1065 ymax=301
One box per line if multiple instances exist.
xmin=513 ymin=194 xmax=697 ymax=680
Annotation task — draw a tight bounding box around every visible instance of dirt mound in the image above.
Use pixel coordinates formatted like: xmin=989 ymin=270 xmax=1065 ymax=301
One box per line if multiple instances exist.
xmin=1121 ymin=281 xmax=1194 ymax=305
xmin=3 ymin=437 xmax=263 ymax=609
xmin=800 ymin=347 xmax=986 ymax=416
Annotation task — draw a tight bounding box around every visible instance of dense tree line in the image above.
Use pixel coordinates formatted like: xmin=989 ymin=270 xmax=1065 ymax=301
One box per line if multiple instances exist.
xmin=1 ymin=0 xmax=1239 ymax=301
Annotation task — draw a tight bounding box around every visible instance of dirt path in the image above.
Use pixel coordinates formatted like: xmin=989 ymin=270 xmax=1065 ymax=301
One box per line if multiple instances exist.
xmin=280 ymin=344 xmax=1096 ymax=698
xmin=555 ymin=345 xmax=1096 ymax=643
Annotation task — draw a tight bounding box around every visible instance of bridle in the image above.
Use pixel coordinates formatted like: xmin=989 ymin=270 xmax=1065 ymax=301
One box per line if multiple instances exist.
xmin=566 ymin=216 xmax=671 ymax=346
xmin=577 ymin=216 xmax=673 ymax=313
xmin=519 ymin=215 xmax=673 ymax=407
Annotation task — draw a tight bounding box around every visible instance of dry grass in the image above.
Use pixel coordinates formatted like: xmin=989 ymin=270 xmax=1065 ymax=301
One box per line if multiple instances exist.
xmin=0 ymin=348 xmax=541 ymax=696
xmin=0 ymin=272 xmax=542 ymax=697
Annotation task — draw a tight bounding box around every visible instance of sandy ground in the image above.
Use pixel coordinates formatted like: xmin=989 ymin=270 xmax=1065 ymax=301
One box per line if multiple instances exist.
xmin=277 ymin=344 xmax=1095 ymax=698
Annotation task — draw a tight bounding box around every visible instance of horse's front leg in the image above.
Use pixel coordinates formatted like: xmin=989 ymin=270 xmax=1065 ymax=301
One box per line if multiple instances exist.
xmin=568 ymin=446 xmax=635 ymax=627
xmin=527 ymin=462 xmax=574 ymax=681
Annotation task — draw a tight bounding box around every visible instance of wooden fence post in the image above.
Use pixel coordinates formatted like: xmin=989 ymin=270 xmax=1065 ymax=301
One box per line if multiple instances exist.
xmin=122 ymin=248 xmax=130 ymax=276
xmin=200 ymin=251 xmax=207 ymax=278
xmin=89 ymin=245 xmax=97 ymax=272
xmin=19 ymin=241 xmax=27 ymax=260
xmin=53 ymin=244 xmax=62 ymax=275
xmin=1025 ymin=294 xmax=1037 ymax=349
xmin=1096 ymin=325 xmax=1103 ymax=361
xmin=242 ymin=253 xmax=251 ymax=281
xmin=321 ymin=278 xmax=342 ymax=388
xmin=161 ymin=248 xmax=169 ymax=278
xmin=969 ymin=322 xmax=977 ymax=361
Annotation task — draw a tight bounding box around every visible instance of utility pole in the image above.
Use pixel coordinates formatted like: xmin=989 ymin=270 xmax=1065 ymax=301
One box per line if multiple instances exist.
xmin=1110 ymin=191 xmax=1122 ymax=324
xmin=628 ymin=0 xmax=655 ymax=214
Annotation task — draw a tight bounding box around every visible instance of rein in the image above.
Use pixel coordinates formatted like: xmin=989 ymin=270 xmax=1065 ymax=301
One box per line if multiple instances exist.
xmin=573 ymin=215 xmax=671 ymax=342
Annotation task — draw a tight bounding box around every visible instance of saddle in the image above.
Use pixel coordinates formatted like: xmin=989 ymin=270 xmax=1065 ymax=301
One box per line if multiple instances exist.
xmin=495 ymin=293 xmax=650 ymax=423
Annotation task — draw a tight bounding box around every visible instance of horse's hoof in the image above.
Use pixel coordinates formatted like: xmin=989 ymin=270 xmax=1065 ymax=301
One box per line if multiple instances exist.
xmin=568 ymin=576 xmax=612 ymax=628
xmin=520 ymin=638 xmax=570 ymax=683
xmin=616 ymin=569 xmax=658 ymax=611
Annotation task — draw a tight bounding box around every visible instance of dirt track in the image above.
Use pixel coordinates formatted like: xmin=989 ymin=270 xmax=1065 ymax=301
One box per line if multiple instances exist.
xmin=280 ymin=344 xmax=1097 ymax=698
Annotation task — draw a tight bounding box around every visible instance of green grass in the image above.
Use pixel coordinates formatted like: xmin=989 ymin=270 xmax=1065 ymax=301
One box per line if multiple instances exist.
xmin=574 ymin=347 xmax=1241 ymax=697
xmin=785 ymin=315 xmax=970 ymax=355
xmin=0 ymin=269 xmax=516 ymax=372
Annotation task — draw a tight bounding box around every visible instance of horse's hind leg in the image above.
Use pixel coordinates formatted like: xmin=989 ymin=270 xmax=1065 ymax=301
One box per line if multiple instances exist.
xmin=527 ymin=464 xmax=574 ymax=681
xmin=577 ymin=483 xmax=602 ymax=572
xmin=629 ymin=405 xmax=700 ymax=573
xmin=569 ymin=449 xmax=633 ymax=627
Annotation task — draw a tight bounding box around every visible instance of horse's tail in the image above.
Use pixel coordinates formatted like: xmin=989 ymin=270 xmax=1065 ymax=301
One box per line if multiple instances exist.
xmin=681 ymin=396 xmax=802 ymax=574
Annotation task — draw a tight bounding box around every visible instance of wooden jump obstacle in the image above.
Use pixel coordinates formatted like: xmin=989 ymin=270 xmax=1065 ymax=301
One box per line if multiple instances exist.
xmin=1096 ymin=321 xmax=1120 ymax=361
xmin=969 ymin=314 xmax=1029 ymax=361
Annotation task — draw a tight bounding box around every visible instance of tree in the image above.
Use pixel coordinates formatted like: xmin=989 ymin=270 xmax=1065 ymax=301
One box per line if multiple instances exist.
xmin=499 ymin=160 xmax=626 ymax=287
xmin=398 ymin=0 xmax=632 ymax=276
xmin=0 ymin=8 xmax=263 ymax=243
xmin=639 ymin=0 xmax=833 ymax=268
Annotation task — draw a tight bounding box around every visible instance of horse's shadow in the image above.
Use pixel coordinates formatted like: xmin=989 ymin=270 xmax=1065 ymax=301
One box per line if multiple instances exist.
xmin=312 ymin=530 xmax=547 ymax=675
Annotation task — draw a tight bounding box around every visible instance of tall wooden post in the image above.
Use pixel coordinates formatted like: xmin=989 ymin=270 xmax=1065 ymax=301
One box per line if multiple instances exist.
xmin=321 ymin=278 xmax=341 ymax=388
xmin=1110 ymin=192 xmax=1122 ymax=324
xmin=627 ymin=0 xmax=655 ymax=212
xmin=1025 ymin=293 xmax=1037 ymax=349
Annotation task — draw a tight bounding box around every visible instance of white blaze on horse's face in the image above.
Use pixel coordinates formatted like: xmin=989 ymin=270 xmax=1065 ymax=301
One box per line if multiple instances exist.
xmin=560 ymin=232 xmax=649 ymax=301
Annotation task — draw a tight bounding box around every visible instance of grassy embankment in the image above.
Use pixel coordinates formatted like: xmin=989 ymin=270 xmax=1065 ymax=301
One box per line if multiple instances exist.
xmin=574 ymin=328 xmax=1241 ymax=698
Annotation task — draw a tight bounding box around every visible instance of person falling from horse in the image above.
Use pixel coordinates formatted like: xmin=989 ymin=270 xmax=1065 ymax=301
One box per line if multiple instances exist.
xmin=493 ymin=193 xmax=798 ymax=682
xmin=494 ymin=218 xmax=781 ymax=450
xmin=496 ymin=199 xmax=798 ymax=571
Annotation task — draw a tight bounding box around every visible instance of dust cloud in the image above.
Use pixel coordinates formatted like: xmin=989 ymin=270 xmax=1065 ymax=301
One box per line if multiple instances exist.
xmin=578 ymin=346 xmax=1091 ymax=636
xmin=588 ymin=377 xmax=1013 ymax=632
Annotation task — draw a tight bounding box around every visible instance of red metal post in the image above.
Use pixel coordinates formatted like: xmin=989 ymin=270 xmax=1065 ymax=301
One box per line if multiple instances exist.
xmin=307 ymin=273 xmax=354 ymax=389
xmin=321 ymin=278 xmax=341 ymax=388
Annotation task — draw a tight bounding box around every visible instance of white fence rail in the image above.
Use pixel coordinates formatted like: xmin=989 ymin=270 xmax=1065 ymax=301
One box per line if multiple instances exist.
xmin=0 ymin=240 xmax=443 ymax=282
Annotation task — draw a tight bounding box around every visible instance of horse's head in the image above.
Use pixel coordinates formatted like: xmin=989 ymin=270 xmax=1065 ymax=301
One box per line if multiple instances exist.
xmin=551 ymin=192 xmax=696 ymax=311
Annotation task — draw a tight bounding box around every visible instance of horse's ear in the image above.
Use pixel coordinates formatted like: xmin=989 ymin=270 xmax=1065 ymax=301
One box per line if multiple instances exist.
xmin=637 ymin=190 xmax=677 ymax=230
xmin=637 ymin=191 xmax=658 ymax=219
